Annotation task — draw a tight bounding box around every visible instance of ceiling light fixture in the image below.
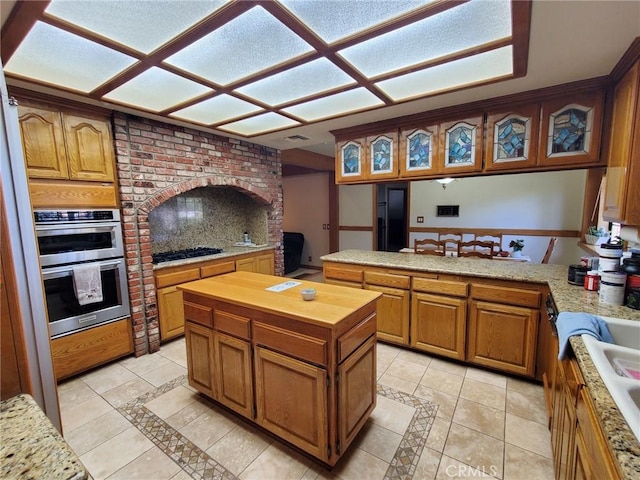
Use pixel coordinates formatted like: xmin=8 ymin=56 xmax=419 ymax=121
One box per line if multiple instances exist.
xmin=436 ymin=177 xmax=456 ymax=189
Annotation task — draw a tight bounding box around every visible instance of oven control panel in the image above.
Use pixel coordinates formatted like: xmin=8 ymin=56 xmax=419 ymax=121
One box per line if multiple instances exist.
xmin=34 ymin=209 xmax=120 ymax=223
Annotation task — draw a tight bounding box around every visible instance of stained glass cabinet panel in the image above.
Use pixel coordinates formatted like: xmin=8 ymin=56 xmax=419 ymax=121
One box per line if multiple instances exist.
xmin=440 ymin=117 xmax=483 ymax=174
xmin=539 ymin=91 xmax=603 ymax=166
xmin=336 ymin=138 xmax=366 ymax=183
xmin=367 ymin=132 xmax=398 ymax=180
xmin=399 ymin=125 xmax=438 ymax=177
xmin=485 ymin=104 xmax=539 ymax=171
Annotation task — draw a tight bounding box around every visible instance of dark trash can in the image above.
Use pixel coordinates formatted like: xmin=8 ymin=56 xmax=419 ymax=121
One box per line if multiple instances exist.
xmin=284 ymin=232 xmax=305 ymax=274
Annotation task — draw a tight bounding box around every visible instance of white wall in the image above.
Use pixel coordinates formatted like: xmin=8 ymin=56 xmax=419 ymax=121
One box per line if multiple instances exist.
xmin=339 ymin=183 xmax=374 ymax=250
xmin=282 ymin=173 xmax=330 ymax=267
xmin=408 ymin=170 xmax=588 ymax=264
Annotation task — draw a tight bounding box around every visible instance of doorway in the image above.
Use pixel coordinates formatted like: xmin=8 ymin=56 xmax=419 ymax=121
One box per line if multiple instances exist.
xmin=376 ymin=182 xmax=408 ymax=252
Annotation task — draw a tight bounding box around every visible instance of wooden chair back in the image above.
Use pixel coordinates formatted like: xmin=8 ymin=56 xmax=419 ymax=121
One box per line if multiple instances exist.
xmin=457 ymin=240 xmax=495 ymax=259
xmin=474 ymin=232 xmax=503 ymax=254
xmin=414 ymin=238 xmax=446 ymax=256
xmin=542 ymin=237 xmax=558 ymax=264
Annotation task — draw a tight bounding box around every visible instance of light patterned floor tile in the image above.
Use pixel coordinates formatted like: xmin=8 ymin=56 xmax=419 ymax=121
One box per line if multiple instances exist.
xmin=459 ymin=378 xmax=506 ymax=411
xmin=178 ymin=408 xmax=238 ymax=451
xmin=413 ymin=385 xmax=458 ymax=420
xmin=413 ymin=447 xmax=441 ymax=480
xmin=138 ymin=361 xmax=187 ymax=387
xmin=205 ymin=423 xmax=272 ymax=476
xmin=106 ymin=445 xmax=181 ymax=480
xmin=505 ymin=413 xmax=553 ymax=459
xmin=352 ymin=422 xmax=403 ymax=463
xmin=464 ymin=367 xmax=508 ymax=389
xmin=436 ymin=455 xmax=499 ymax=479
xmin=378 ymin=372 xmax=418 ymax=395
xmin=426 ymin=417 xmax=451 ymax=453
xmin=396 ymin=349 xmax=433 ymax=367
xmin=238 ymin=442 xmax=312 ymax=480
xmin=368 ymin=395 xmax=415 ymax=435
xmin=80 ymin=363 xmax=138 ymax=394
xmin=452 ymin=398 xmax=505 ymax=440
xmin=385 ymin=358 xmax=428 ymax=384
xmin=420 ymin=368 xmax=464 ymax=396
xmin=58 ymin=378 xmax=99 ymax=410
xmin=503 ymin=443 xmax=554 ymax=480
xmin=332 ymin=447 xmax=389 ymax=480
xmin=443 ymin=424 xmax=504 ymax=479
xmin=101 ymin=377 xmax=155 ymax=408
xmin=61 ymin=395 xmax=114 ymax=433
xmin=506 ymin=389 xmax=548 ymax=426
xmin=120 ymin=351 xmax=173 ymax=376
xmin=144 ymin=385 xmax=198 ymax=420
xmin=427 ymin=358 xmax=468 ymax=377
xmin=64 ymin=410 xmax=131 ymax=456
xmin=506 ymin=377 xmax=544 ymax=397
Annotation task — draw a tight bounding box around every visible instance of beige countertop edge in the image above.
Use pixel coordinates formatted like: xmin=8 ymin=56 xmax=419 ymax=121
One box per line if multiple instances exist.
xmin=0 ymin=394 xmax=88 ymax=480
xmin=153 ymin=244 xmax=275 ymax=270
xmin=320 ymin=249 xmax=640 ymax=479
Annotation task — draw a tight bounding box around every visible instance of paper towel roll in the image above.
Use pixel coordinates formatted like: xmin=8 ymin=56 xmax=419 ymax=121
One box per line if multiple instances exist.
xmin=620 ymin=226 xmax=640 ymax=245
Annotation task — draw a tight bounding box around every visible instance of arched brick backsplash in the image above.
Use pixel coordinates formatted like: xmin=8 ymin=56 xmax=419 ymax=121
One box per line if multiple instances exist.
xmin=112 ymin=113 xmax=283 ymax=356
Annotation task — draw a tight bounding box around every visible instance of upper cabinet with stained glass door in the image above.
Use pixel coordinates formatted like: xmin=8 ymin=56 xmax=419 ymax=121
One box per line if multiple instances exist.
xmin=336 ymin=138 xmax=366 ymax=183
xmin=399 ymin=125 xmax=439 ymax=178
xmin=367 ymin=132 xmax=399 ymax=180
xmin=440 ymin=117 xmax=483 ymax=174
xmin=485 ymin=104 xmax=539 ymax=171
xmin=538 ymin=91 xmax=604 ymax=167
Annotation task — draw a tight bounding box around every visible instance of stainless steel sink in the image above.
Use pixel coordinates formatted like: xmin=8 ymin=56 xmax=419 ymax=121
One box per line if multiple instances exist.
xmin=581 ymin=316 xmax=640 ymax=442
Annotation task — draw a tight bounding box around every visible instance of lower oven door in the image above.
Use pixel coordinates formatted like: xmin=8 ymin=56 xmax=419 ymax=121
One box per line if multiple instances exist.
xmin=42 ymin=258 xmax=131 ymax=338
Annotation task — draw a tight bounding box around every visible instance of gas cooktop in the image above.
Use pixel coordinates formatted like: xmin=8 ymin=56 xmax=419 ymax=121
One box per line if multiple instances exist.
xmin=152 ymin=247 xmax=223 ymax=264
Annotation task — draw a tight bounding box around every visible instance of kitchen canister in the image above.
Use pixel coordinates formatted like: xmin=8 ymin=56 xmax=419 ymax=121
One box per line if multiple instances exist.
xmin=584 ymin=270 xmax=600 ymax=291
xmin=568 ymin=264 xmax=589 ymax=285
xmin=599 ymin=271 xmax=627 ymax=306
xmin=597 ymin=240 xmax=623 ymax=273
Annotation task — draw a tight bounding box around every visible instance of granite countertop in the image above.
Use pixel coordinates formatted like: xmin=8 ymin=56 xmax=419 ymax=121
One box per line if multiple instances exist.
xmin=321 ymin=249 xmax=640 ymax=479
xmin=1 ymin=394 xmax=87 ymax=480
xmin=153 ymin=244 xmax=275 ymax=270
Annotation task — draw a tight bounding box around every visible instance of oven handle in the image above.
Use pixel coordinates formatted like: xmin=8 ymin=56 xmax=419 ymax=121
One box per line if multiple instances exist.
xmin=42 ymin=259 xmax=123 ymax=280
xmin=36 ymin=222 xmax=121 ymax=235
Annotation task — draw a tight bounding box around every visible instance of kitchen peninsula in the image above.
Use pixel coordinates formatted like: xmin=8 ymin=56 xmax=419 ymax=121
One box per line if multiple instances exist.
xmin=177 ymin=271 xmax=381 ymax=466
xmin=321 ymin=249 xmax=640 ymax=480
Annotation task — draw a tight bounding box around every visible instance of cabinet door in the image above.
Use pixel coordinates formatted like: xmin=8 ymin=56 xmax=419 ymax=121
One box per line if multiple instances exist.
xmin=467 ymin=300 xmax=538 ymax=376
xmin=62 ymin=114 xmax=115 ymax=182
xmin=603 ymin=61 xmax=640 ymax=224
xmin=364 ymin=284 xmax=409 ymax=345
xmin=17 ymin=105 xmax=69 ymax=179
xmin=539 ymin=91 xmax=604 ymax=167
xmin=254 ymin=346 xmax=328 ymax=462
xmin=410 ymin=292 xmax=466 ymax=361
xmin=440 ymin=117 xmax=483 ymax=174
xmin=256 ymin=253 xmax=275 ymax=275
xmin=185 ymin=322 xmax=216 ymax=399
xmin=338 ymin=335 xmax=376 ymax=454
xmin=366 ymin=132 xmax=398 ymax=180
xmin=399 ymin=125 xmax=439 ymax=177
xmin=157 ymin=286 xmax=185 ymax=340
xmin=214 ymin=332 xmax=253 ymax=418
xmin=573 ymin=428 xmax=591 ymax=480
xmin=336 ymin=138 xmax=366 ymax=183
xmin=485 ymin=104 xmax=539 ymax=171
xmin=236 ymin=257 xmax=256 ymax=272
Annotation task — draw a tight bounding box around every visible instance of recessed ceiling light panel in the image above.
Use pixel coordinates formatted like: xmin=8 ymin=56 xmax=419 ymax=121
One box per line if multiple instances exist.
xmin=103 ymin=67 xmax=213 ymax=112
xmin=236 ymin=58 xmax=356 ymax=106
xmin=219 ymin=112 xmax=301 ymax=136
xmin=282 ymin=88 xmax=384 ymax=121
xmin=44 ymin=0 xmax=229 ymax=54
xmin=339 ymin=0 xmax=512 ymax=78
xmin=164 ymin=6 xmax=315 ymax=86
xmin=4 ymin=21 xmax=137 ymax=93
xmin=376 ymin=46 xmax=514 ymax=101
xmin=279 ymin=0 xmax=434 ymax=44
xmin=170 ymin=95 xmax=263 ymax=125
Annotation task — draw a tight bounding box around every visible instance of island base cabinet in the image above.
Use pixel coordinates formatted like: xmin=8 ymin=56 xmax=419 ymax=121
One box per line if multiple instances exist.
xmin=467 ymin=301 xmax=538 ymax=376
xmin=410 ymin=293 xmax=466 ymax=361
xmin=157 ymin=286 xmax=186 ymax=340
xmin=365 ymin=284 xmax=409 ymax=345
xmin=214 ymin=332 xmax=253 ymax=419
xmin=254 ymin=347 xmax=329 ymax=462
xmin=338 ymin=335 xmax=377 ymax=453
xmin=185 ymin=322 xmax=216 ymax=399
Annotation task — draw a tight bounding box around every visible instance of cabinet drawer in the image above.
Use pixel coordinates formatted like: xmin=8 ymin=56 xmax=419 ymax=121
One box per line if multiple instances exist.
xmin=184 ymin=301 xmax=213 ymax=328
xmin=254 ymin=321 xmax=327 ymax=366
xmin=338 ymin=312 xmax=377 ymax=363
xmin=200 ymin=261 xmax=235 ymax=278
xmin=471 ymin=283 xmax=541 ymax=308
xmin=215 ymin=310 xmax=250 ymax=340
xmin=364 ymin=271 xmax=410 ymax=289
xmin=324 ymin=264 xmax=363 ymax=283
xmin=156 ymin=268 xmax=200 ymax=288
xmin=413 ymin=277 xmax=468 ymax=297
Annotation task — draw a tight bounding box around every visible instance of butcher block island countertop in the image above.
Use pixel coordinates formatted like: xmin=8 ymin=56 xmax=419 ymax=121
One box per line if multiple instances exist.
xmin=177 ymin=271 xmax=381 ymax=466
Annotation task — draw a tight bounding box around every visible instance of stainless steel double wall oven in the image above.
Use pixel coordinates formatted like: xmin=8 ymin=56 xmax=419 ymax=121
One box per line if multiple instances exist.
xmin=35 ymin=209 xmax=130 ymax=338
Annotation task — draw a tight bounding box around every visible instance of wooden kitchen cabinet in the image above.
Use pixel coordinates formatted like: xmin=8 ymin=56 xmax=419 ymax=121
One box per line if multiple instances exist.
xmin=485 ymin=103 xmax=540 ymax=171
xmin=366 ymin=131 xmax=399 ymax=180
xmin=235 ymin=252 xmax=275 ymax=275
xmin=323 ymin=262 xmax=364 ymax=288
xmin=62 ymin=113 xmax=115 ymax=182
xmin=157 ymin=286 xmax=188 ymax=340
xmin=536 ymin=304 xmax=558 ymax=428
xmin=440 ymin=116 xmax=483 ymax=174
xmin=410 ymin=277 xmax=467 ymax=361
xmin=603 ymin=59 xmax=640 ymax=225
xmin=179 ymin=272 xmax=380 ymax=466
xmin=336 ymin=137 xmax=366 ymax=183
xmin=364 ymin=271 xmax=410 ymax=345
xmin=399 ymin=124 xmax=439 ymax=177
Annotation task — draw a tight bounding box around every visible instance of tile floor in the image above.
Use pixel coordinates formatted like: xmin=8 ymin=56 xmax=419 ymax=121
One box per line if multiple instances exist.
xmin=58 ymin=331 xmax=554 ymax=480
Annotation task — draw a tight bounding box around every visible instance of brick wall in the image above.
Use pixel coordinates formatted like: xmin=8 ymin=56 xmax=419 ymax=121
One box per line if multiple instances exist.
xmin=112 ymin=113 xmax=283 ymax=356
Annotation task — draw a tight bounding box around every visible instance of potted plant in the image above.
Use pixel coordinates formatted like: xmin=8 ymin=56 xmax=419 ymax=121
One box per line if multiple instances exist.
xmin=509 ymin=239 xmax=525 ymax=258
xmin=585 ymin=226 xmax=609 ymax=245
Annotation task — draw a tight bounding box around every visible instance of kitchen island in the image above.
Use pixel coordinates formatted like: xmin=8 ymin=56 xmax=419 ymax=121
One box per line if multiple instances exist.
xmin=177 ymin=271 xmax=381 ymax=466
xmin=321 ymin=249 xmax=640 ymax=480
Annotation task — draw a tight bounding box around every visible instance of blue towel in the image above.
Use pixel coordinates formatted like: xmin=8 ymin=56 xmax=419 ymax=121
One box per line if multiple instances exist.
xmin=557 ymin=312 xmax=614 ymax=360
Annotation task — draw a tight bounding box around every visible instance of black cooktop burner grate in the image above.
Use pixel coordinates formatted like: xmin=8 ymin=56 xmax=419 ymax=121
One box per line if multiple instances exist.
xmin=152 ymin=247 xmax=223 ymax=264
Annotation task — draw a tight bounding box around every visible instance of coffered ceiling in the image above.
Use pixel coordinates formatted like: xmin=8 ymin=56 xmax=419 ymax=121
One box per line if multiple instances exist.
xmin=1 ymin=1 xmax=639 ymax=158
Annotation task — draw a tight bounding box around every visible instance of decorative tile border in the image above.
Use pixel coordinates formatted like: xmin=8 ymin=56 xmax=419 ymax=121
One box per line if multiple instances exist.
xmin=118 ymin=376 xmax=437 ymax=480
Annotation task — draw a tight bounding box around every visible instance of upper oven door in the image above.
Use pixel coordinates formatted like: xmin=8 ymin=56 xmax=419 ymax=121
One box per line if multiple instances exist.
xmin=36 ymin=222 xmax=124 ymax=266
